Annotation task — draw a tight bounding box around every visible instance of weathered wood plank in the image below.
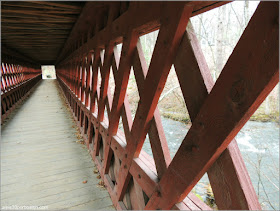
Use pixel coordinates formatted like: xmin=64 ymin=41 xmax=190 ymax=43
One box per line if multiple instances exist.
xmin=1 ymin=80 xmax=115 ymax=211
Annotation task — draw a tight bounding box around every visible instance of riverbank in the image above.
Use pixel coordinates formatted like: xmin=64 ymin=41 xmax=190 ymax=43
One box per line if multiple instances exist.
xmin=160 ymin=112 xmax=191 ymax=124
xmin=250 ymin=111 xmax=279 ymax=123
xmin=160 ymin=111 xmax=279 ymax=125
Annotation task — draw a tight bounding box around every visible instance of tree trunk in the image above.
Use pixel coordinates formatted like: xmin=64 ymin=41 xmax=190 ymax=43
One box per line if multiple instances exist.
xmin=215 ymin=6 xmax=226 ymax=79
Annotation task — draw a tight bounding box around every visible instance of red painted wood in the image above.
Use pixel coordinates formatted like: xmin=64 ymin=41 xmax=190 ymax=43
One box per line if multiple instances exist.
xmin=1 ymin=59 xmax=41 ymax=123
xmin=131 ymin=3 xmax=194 ymax=154
xmin=102 ymin=30 xmax=139 ymax=178
xmin=89 ymin=49 xmax=101 ymax=114
xmin=114 ymin=3 xmax=194 ymax=202
xmin=133 ymin=41 xmax=172 ymax=178
xmin=85 ymin=53 xmax=91 ymax=108
xmin=110 ymin=46 xmax=134 ymax=139
xmin=145 ymin=2 xmax=279 ymax=209
xmin=58 ymin=74 xmax=226 ymax=211
xmin=174 ymin=22 xmax=261 ymax=210
xmin=55 ymin=2 xmax=279 ymax=210
xmin=97 ymin=44 xmax=114 ymax=123
xmin=57 ymin=2 xmax=227 ymax=66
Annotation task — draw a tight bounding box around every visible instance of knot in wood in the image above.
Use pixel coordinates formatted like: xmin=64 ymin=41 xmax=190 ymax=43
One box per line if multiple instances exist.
xmin=191 ymin=145 xmax=199 ymax=152
xmin=230 ymin=79 xmax=246 ymax=105
xmin=186 ymin=144 xmax=199 ymax=152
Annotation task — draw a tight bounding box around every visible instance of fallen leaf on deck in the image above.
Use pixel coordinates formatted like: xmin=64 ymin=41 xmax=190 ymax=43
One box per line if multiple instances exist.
xmin=76 ymin=140 xmax=84 ymax=144
xmin=98 ymin=180 xmax=106 ymax=188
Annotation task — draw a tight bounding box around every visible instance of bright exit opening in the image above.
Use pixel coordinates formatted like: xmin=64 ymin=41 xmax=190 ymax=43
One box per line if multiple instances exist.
xmin=41 ymin=65 xmax=56 ymax=79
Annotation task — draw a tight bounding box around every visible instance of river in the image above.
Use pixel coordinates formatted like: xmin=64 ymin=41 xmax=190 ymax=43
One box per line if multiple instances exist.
xmin=142 ymin=118 xmax=279 ymax=210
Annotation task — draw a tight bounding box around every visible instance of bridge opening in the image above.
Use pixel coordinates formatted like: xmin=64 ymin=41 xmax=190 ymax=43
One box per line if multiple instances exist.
xmin=41 ymin=65 xmax=56 ymax=79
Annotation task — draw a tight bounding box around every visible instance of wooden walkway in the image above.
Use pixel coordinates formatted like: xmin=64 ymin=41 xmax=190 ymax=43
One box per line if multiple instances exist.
xmin=1 ymin=80 xmax=115 ymax=210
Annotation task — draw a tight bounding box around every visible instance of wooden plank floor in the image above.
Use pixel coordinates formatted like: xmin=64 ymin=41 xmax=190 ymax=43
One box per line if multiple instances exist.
xmin=1 ymin=80 xmax=115 ymax=210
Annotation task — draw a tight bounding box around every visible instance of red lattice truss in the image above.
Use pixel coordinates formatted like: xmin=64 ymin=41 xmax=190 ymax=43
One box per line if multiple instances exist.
xmin=54 ymin=2 xmax=278 ymax=210
xmin=1 ymin=57 xmax=41 ymax=124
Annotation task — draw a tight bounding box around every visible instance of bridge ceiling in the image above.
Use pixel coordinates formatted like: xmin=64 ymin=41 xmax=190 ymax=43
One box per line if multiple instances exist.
xmin=1 ymin=1 xmax=85 ymax=65
xmin=1 ymin=1 xmax=228 ymax=66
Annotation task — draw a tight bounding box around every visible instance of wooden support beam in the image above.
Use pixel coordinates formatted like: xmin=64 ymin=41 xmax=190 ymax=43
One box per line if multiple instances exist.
xmin=132 ymin=41 xmax=172 ymax=178
xmin=1 ymin=59 xmax=41 ymax=124
xmin=145 ymin=2 xmax=279 ymax=209
xmin=56 ymin=2 xmax=229 ymax=66
xmin=174 ymin=22 xmax=261 ymax=210
xmin=114 ymin=2 xmax=194 ymax=201
xmin=101 ymin=30 xmax=139 ymax=177
xmin=54 ymin=1 xmax=278 ymax=210
xmin=55 ymin=2 xmax=109 ymax=64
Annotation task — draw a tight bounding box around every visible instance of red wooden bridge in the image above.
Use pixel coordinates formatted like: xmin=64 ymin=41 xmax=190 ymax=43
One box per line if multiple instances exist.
xmin=1 ymin=1 xmax=279 ymax=210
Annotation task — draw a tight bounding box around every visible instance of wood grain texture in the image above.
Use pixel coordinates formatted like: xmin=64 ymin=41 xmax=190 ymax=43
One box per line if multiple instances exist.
xmin=1 ymin=80 xmax=114 ymax=210
xmin=54 ymin=1 xmax=278 ymax=210
xmin=174 ymin=21 xmax=261 ymax=210
xmin=145 ymin=2 xmax=279 ymax=209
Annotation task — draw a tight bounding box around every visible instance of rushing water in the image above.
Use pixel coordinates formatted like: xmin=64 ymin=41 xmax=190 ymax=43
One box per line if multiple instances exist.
xmin=142 ymin=119 xmax=279 ymax=210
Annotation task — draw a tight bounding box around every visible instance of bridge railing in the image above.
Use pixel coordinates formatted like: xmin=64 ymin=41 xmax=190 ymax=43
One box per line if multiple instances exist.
xmin=1 ymin=59 xmax=41 ymax=124
xmin=56 ymin=2 xmax=278 ymax=210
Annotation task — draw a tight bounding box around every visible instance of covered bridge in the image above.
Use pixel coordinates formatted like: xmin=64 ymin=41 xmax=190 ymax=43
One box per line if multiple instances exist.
xmin=1 ymin=1 xmax=279 ymax=210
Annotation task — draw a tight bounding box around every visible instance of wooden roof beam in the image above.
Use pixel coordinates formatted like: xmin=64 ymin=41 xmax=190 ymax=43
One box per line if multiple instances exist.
xmin=1 ymin=9 xmax=81 ymax=15
xmin=30 ymin=1 xmax=83 ymax=10
xmin=1 ymin=2 xmax=81 ymax=12
xmin=55 ymin=2 xmax=112 ymax=64
xmin=2 ymin=18 xmax=76 ymax=23
xmin=2 ymin=45 xmax=40 ymax=66
xmin=56 ymin=1 xmax=229 ymax=66
xmin=1 ymin=12 xmax=78 ymax=20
